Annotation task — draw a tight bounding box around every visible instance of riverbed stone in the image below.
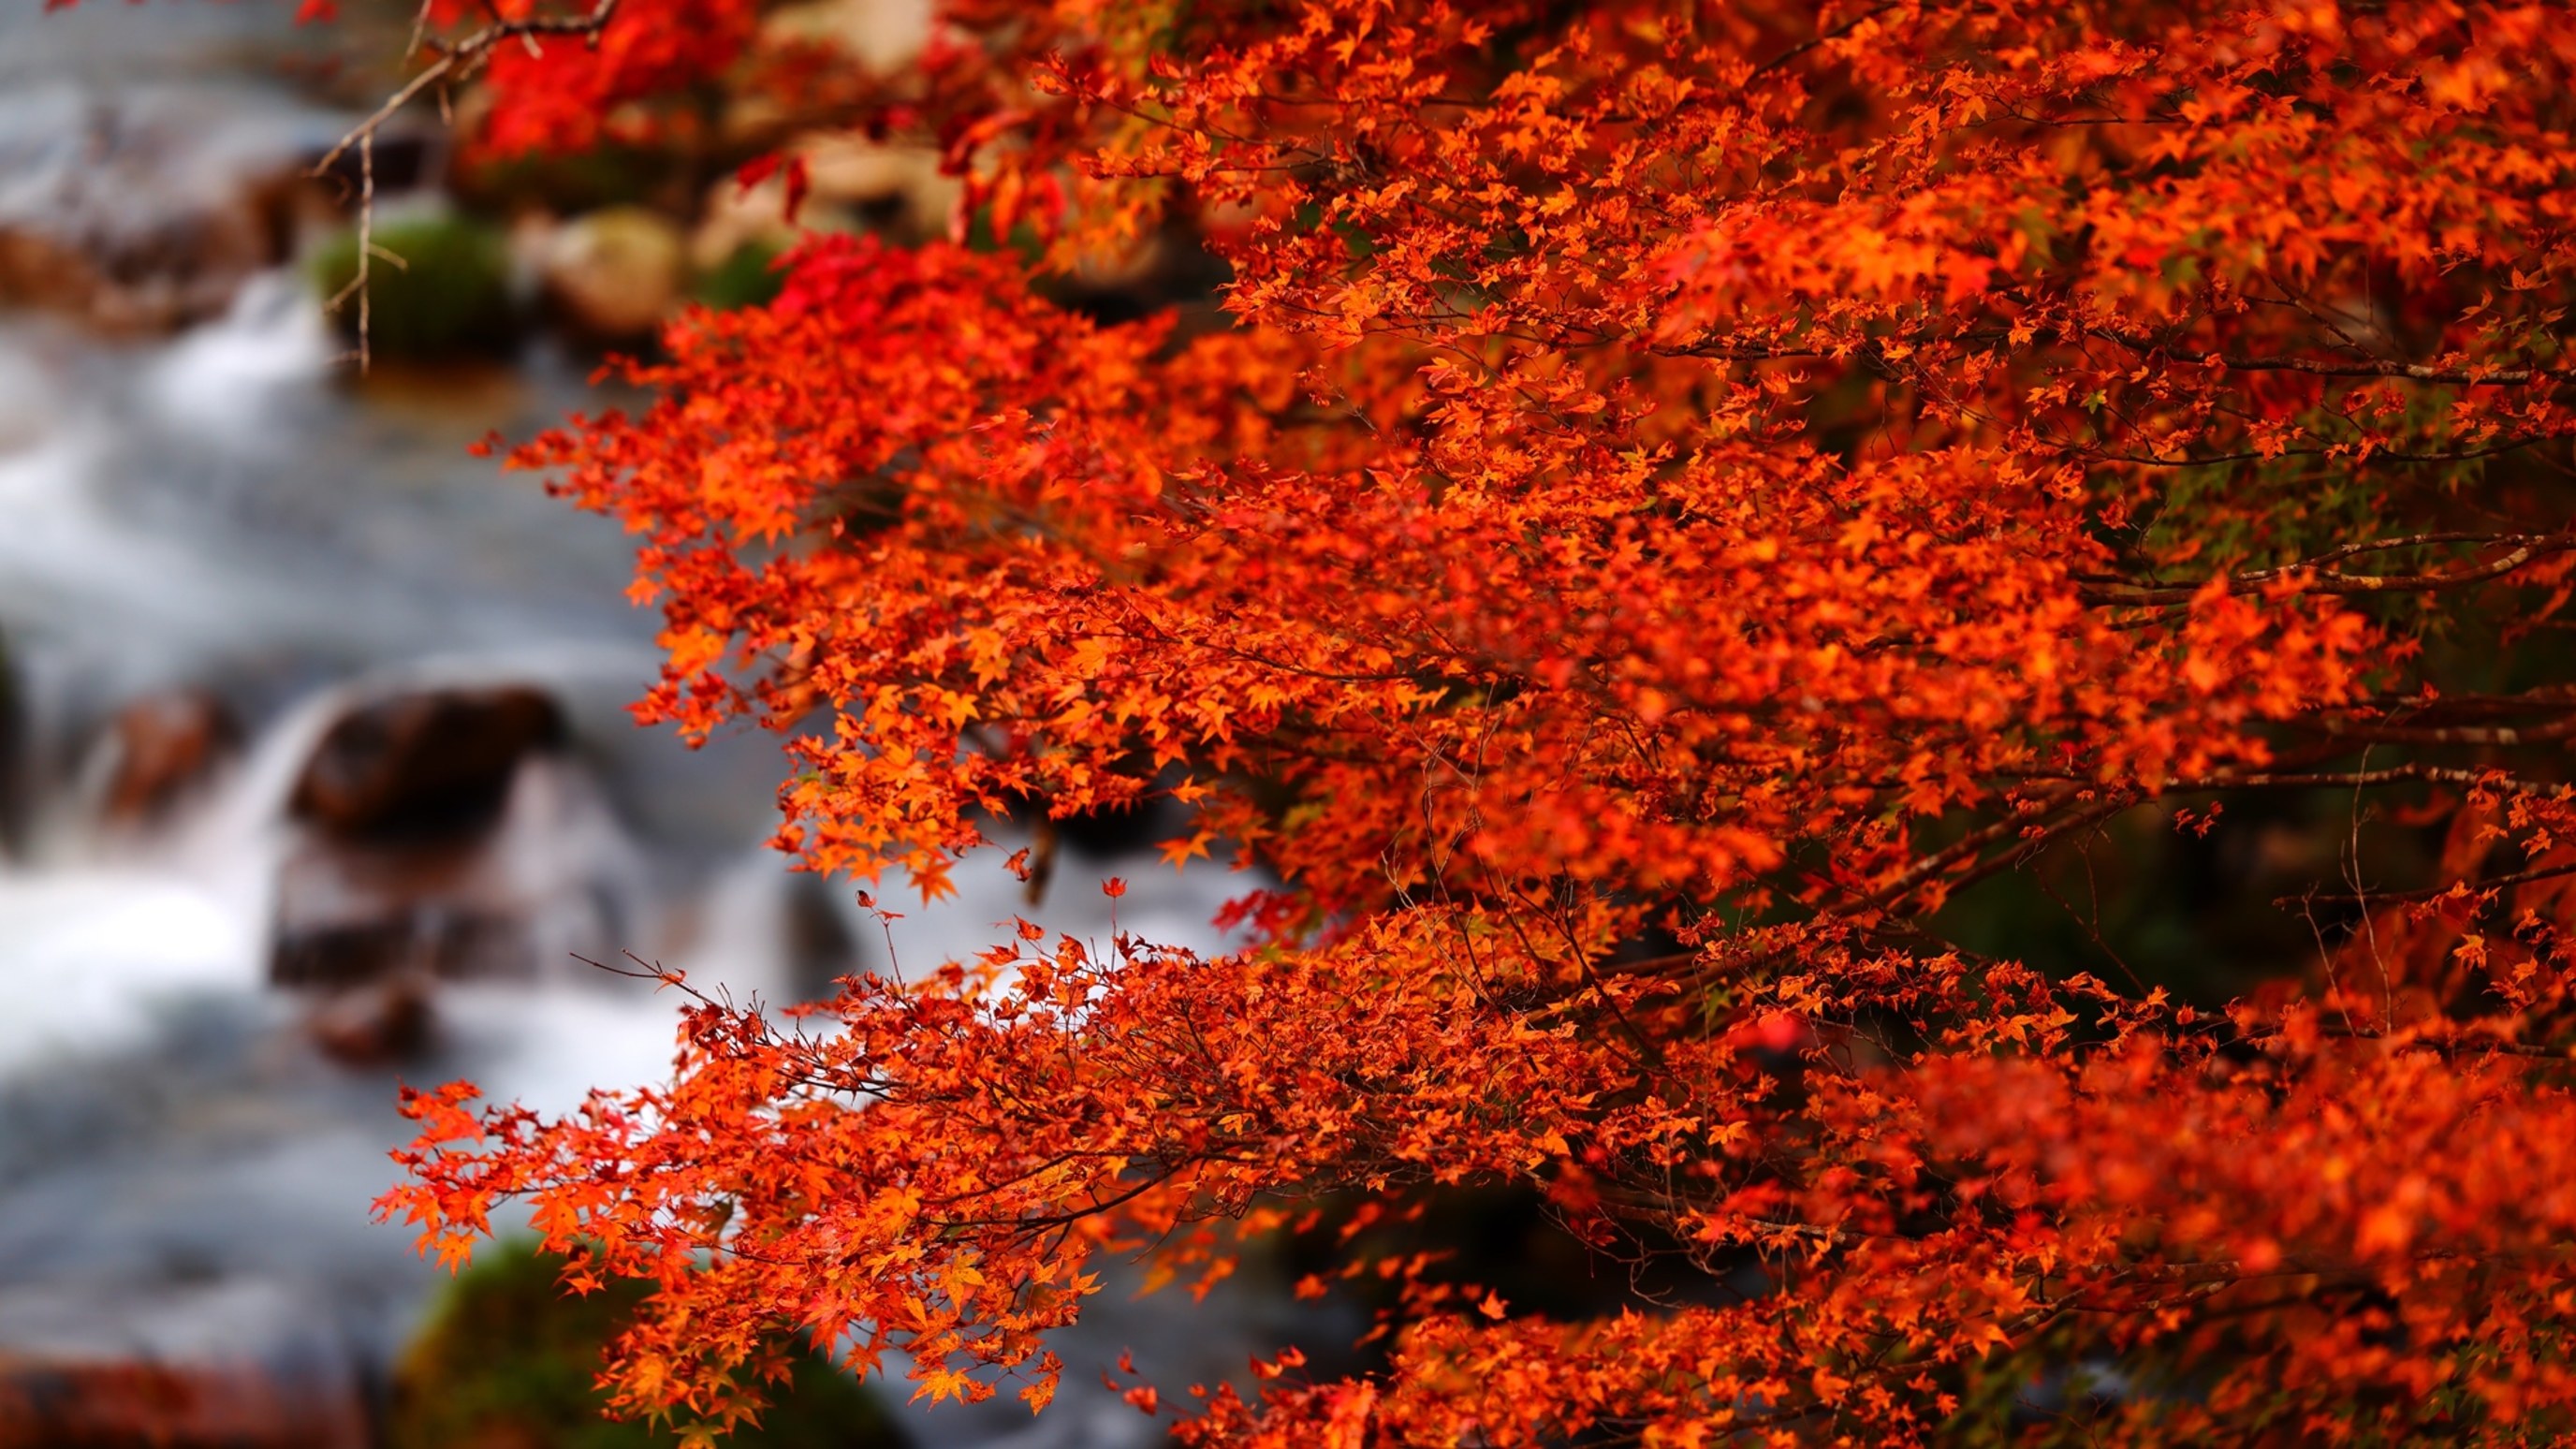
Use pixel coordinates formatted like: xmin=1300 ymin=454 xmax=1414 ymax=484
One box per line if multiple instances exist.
xmin=0 ymin=84 xmax=362 ymax=331
xmin=290 ymin=686 xmax=564 ymax=842
xmin=0 ymin=1278 xmax=369 ymax=1449
xmin=99 ymin=688 xmax=239 ymax=824
xmin=538 ymin=207 xmax=686 ymax=340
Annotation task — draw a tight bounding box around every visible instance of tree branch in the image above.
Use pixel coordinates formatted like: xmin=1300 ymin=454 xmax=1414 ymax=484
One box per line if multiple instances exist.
xmin=2096 ymin=327 xmax=2576 ymax=388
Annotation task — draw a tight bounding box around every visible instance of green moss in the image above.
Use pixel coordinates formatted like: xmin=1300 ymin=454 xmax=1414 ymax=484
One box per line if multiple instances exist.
xmin=311 ymin=215 xmax=519 ymax=362
xmin=388 ymin=1244 xmax=906 ymax=1449
xmin=695 ymin=241 xmax=787 ymax=313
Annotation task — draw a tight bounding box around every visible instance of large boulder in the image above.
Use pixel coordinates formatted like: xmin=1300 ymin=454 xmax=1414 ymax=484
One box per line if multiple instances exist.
xmin=302 ymin=973 xmax=433 ymax=1064
xmin=0 ymin=85 xmax=363 ymax=332
xmin=289 ymin=686 xmax=564 ymax=843
xmin=269 ymin=905 xmax=528 ymax=991
xmin=537 ymin=207 xmax=685 ymax=341
xmin=271 ymin=688 xmax=642 ymax=1002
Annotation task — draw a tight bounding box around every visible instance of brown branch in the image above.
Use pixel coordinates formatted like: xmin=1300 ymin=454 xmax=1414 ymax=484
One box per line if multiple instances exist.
xmin=2345 ymin=687 xmax=2576 ymax=720
xmin=311 ymin=0 xmax=622 ymax=185
xmin=2099 ymin=437 xmax=2543 ymax=470
xmin=1749 ymin=3 xmax=1904 ymax=79
xmin=305 ymin=0 xmax=623 ymax=370
xmin=2078 ymin=532 xmax=2576 ymax=606
xmin=2291 ymin=713 xmax=2576 ymax=747
xmin=2303 ymin=1022 xmax=2568 ymax=1061
xmin=2170 ymin=763 xmax=2571 ymax=798
xmin=2283 ymin=857 xmax=2576 ymax=908
xmin=2096 ymin=328 xmax=2576 ymax=388
xmin=1840 ymin=793 xmax=2081 ymax=915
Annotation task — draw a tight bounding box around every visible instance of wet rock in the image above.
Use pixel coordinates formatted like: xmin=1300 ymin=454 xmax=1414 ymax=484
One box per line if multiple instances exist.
xmin=271 ymin=738 xmax=644 ymax=997
xmin=304 ymin=132 xmax=444 ymax=204
xmin=0 ymin=1279 xmax=368 ymax=1449
xmin=290 ymin=686 xmax=564 ymax=842
xmin=1007 ymin=784 xmax=1195 ymax=905
xmin=271 ymin=907 xmax=530 ymax=990
xmin=0 ymin=191 xmax=284 ymax=335
xmin=1045 ymin=219 xmax=1233 ymax=328
xmin=99 ymin=688 xmax=238 ymax=824
xmin=782 ymin=871 xmax=862 ymax=1003
xmin=303 ymin=973 xmax=432 ymax=1064
xmin=0 ymin=85 xmax=356 ymax=332
xmin=1052 ymin=794 xmax=1193 ymax=860
xmin=273 ymin=688 xmax=598 ymax=996
xmin=538 ymin=207 xmax=685 ymax=340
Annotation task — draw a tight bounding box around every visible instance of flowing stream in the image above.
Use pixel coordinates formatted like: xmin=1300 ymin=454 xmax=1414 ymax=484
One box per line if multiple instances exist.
xmin=0 ymin=3 xmax=1324 ymax=1442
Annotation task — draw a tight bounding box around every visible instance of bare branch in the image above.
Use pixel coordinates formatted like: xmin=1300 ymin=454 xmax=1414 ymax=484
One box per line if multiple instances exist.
xmin=310 ymin=0 xmax=622 ymax=182
xmin=2079 ymin=532 xmax=2576 ymax=606
xmin=2096 ymin=327 xmax=2576 ymax=388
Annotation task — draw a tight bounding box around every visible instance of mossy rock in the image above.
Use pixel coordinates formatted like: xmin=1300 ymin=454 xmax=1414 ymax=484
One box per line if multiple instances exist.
xmin=311 ymin=215 xmax=519 ymax=362
xmin=388 ymin=1245 xmax=907 ymax=1449
xmin=695 ymin=241 xmax=787 ymax=314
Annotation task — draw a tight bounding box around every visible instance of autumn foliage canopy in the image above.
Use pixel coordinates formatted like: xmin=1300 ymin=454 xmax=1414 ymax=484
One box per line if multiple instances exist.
xmin=356 ymin=0 xmax=2576 ymax=1442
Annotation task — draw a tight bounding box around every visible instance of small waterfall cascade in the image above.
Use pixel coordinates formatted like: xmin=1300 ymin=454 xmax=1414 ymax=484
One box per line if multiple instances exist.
xmin=0 ymin=3 xmax=1312 ymax=1443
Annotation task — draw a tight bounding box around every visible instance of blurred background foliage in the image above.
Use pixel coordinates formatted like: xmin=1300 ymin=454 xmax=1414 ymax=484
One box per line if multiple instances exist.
xmin=388 ymin=1244 xmax=908 ymax=1449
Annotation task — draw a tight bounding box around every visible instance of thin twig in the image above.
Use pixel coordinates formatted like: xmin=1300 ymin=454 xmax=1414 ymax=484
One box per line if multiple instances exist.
xmin=309 ymin=0 xmax=622 ymax=365
xmin=2095 ymin=327 xmax=2576 ymax=388
xmin=2284 ymin=857 xmax=2576 ymax=907
xmin=310 ymin=0 xmax=622 ymax=183
xmin=2079 ymin=532 xmax=2576 ymax=606
xmin=319 ymin=133 xmax=380 ymax=372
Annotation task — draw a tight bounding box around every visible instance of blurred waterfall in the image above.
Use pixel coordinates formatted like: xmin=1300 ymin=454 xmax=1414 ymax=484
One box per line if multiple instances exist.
xmin=0 ymin=4 xmax=1308 ymax=1442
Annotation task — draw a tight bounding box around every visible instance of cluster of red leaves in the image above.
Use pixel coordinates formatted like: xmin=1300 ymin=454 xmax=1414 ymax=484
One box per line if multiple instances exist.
xmin=457 ymin=0 xmax=761 ymax=156
xmin=373 ymin=1 xmax=2576 ymax=1443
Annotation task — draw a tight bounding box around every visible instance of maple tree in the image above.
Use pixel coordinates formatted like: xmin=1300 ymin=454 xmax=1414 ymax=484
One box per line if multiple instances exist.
xmin=321 ymin=0 xmax=2576 ymax=1442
